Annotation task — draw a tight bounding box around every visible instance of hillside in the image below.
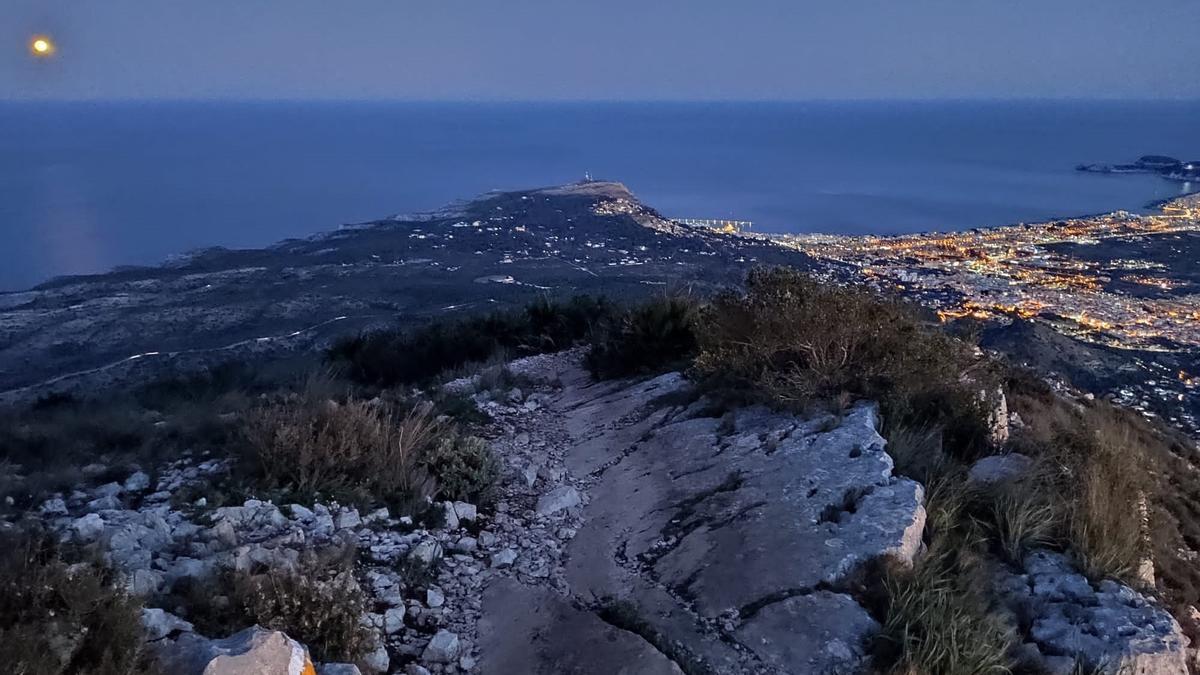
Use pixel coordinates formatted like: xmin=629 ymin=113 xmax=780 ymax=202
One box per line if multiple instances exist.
xmin=0 ymin=181 xmax=810 ymax=401
xmin=3 ymin=268 xmax=1199 ymax=674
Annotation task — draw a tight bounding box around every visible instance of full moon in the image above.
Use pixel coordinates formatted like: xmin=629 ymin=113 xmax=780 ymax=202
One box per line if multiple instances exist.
xmin=30 ymin=35 xmax=55 ymax=57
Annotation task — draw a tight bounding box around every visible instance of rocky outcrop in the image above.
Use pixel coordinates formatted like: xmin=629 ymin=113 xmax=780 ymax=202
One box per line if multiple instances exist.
xmin=996 ymin=550 xmax=1189 ymax=675
xmin=149 ymin=624 xmax=326 ymax=675
xmin=475 ymin=362 xmax=926 ymax=674
xmin=25 ymin=349 xmax=1191 ymax=675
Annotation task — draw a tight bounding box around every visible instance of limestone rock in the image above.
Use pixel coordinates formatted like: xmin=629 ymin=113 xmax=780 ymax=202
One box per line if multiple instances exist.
xmin=479 ymin=579 xmax=681 ymax=674
xmin=155 ymin=627 xmax=316 ymax=675
xmin=996 ymin=550 xmax=1189 ymax=674
xmin=202 ymin=628 xmax=315 ymax=675
xmin=40 ymin=497 xmax=69 ymax=516
xmin=141 ymin=608 xmax=194 ymax=641
xmin=422 ymin=629 xmax=461 ymax=663
xmin=968 ymin=453 xmax=1033 ymax=485
xmin=535 ymin=486 xmax=580 ymax=516
xmin=733 ymin=591 xmax=878 ymax=673
xmin=71 ymin=513 xmax=105 ymax=541
xmin=124 ymin=471 xmax=151 ymax=493
xmin=490 ymin=548 xmax=517 ymax=568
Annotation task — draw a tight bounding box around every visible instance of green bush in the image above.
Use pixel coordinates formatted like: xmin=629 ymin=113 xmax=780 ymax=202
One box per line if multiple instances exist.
xmin=423 ymin=430 xmax=500 ymax=504
xmin=328 ymin=295 xmax=615 ymax=387
xmin=0 ymin=528 xmax=158 ymax=675
xmin=585 ymin=296 xmax=700 ymax=379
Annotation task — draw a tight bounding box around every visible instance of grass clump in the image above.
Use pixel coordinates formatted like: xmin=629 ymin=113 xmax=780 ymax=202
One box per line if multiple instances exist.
xmin=1003 ymin=373 xmax=1149 ymax=583
xmin=329 ymin=295 xmax=614 ymax=387
xmin=876 ymin=545 xmax=1012 ymax=675
xmin=694 ymin=267 xmax=994 ymax=459
xmin=241 ymin=390 xmax=438 ymax=509
xmin=0 ymin=528 xmax=159 ymax=675
xmin=240 ymin=379 xmax=498 ymax=509
xmin=872 ymin=484 xmax=1014 ymax=675
xmin=585 ymin=295 xmax=700 ymax=379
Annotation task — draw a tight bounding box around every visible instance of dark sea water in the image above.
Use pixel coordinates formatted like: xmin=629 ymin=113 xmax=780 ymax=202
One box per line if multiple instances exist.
xmin=1 ymin=100 xmax=1197 ymax=290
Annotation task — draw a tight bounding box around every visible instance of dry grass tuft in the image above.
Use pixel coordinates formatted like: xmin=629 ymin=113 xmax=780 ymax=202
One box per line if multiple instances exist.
xmin=242 ymin=383 xmax=439 ymax=508
xmin=874 ymin=487 xmax=1013 ymax=675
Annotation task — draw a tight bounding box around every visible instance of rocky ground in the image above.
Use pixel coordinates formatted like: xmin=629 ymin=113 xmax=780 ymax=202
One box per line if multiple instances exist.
xmin=15 ymin=350 xmax=1193 ymax=674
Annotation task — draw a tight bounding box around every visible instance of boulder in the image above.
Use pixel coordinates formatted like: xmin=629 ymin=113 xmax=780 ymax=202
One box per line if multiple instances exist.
xmin=421 ymin=630 xmax=461 ymax=664
xmin=141 ymin=608 xmax=194 ymax=641
xmin=124 ymin=471 xmax=151 ymax=493
xmin=535 ymin=486 xmax=581 ymax=516
xmin=201 ymin=628 xmax=316 ymax=675
xmin=451 ymin=502 xmax=478 ymax=523
xmin=360 ymin=644 xmax=389 ymax=673
xmin=71 ymin=513 xmax=106 ymax=541
xmin=968 ymin=453 xmax=1033 ymax=485
xmin=40 ymin=497 xmax=69 ymax=516
xmin=155 ymin=627 xmax=316 ymax=675
xmin=490 ymin=548 xmax=518 ymax=568
xmin=408 ymin=539 xmax=442 ymax=566
xmin=996 ymin=550 xmax=1189 ymax=674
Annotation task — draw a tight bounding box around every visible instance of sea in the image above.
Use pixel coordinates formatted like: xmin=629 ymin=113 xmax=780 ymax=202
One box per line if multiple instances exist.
xmin=1 ymin=100 xmax=1197 ymax=291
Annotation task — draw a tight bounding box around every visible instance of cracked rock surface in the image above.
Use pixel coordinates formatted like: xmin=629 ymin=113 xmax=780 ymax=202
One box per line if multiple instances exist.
xmin=995 ymin=550 xmax=1189 ymax=675
xmin=475 ymin=360 xmax=926 ymax=674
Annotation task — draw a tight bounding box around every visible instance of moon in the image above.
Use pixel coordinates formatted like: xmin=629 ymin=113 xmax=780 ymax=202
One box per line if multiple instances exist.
xmin=30 ymin=35 xmax=56 ymax=58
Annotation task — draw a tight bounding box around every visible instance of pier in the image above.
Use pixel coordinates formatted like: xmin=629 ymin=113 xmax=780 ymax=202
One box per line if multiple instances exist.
xmin=673 ymin=218 xmax=753 ymax=233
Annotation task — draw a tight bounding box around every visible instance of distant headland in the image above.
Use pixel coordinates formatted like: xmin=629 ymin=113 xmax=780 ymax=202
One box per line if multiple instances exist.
xmin=1078 ymin=154 xmax=1200 ymax=182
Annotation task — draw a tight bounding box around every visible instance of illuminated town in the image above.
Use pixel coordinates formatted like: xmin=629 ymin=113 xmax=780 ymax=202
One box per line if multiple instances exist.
xmin=770 ymin=192 xmax=1200 ymax=435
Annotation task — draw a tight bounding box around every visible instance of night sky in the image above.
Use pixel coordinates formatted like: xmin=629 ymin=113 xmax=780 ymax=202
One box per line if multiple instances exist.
xmin=3 ymin=0 xmax=1199 ymax=101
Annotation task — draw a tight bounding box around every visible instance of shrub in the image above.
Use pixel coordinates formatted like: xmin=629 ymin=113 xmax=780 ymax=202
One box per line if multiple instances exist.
xmin=242 ymin=381 xmax=498 ymax=510
xmin=231 ymin=566 xmax=375 ymax=663
xmin=241 ymin=389 xmax=438 ymax=509
xmin=0 ymin=528 xmax=158 ymax=675
xmin=329 ymin=295 xmax=615 ymax=387
xmin=0 ymin=398 xmax=155 ymax=511
xmin=423 ymin=430 xmax=500 ymax=504
xmin=693 ymin=268 xmax=993 ymax=458
xmin=585 ymin=296 xmax=700 ymax=379
xmin=170 ymin=551 xmax=375 ymax=664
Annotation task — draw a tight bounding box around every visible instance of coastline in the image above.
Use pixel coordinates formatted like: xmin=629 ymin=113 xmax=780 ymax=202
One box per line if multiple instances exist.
xmin=2 ymin=169 xmax=1196 ymax=295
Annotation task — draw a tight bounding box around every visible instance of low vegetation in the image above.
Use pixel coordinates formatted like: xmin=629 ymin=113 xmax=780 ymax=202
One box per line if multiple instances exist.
xmin=329 ymin=295 xmax=614 ymax=387
xmin=166 ymin=550 xmax=375 ymax=664
xmin=585 ymin=295 xmax=700 ymax=379
xmin=0 ymin=527 xmax=158 ymax=675
xmin=240 ymin=381 xmax=497 ymax=510
xmin=693 ymin=267 xmax=994 ymax=459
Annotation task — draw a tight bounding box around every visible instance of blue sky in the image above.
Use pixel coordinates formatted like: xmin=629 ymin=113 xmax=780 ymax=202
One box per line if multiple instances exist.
xmin=4 ymin=0 xmax=1198 ymax=101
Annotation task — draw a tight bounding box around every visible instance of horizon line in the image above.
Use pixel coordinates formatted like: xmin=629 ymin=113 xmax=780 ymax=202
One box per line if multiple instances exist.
xmin=4 ymin=96 xmax=1200 ymax=105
